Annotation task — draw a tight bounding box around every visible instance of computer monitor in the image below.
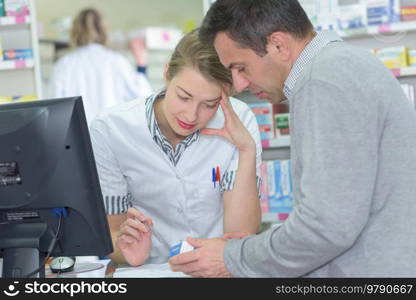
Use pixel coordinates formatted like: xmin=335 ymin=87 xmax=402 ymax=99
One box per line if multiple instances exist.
xmin=0 ymin=97 xmax=113 ymax=278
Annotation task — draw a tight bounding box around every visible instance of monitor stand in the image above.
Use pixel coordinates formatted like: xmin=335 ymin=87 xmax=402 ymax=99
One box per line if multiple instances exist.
xmin=0 ymin=222 xmax=47 ymax=278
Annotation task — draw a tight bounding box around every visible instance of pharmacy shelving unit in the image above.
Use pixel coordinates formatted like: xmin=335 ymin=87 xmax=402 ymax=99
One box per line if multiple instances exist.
xmin=232 ymin=91 xmax=290 ymax=225
xmin=337 ymin=20 xmax=416 ymax=39
xmin=339 ymin=21 xmax=416 ymax=93
xmin=0 ymin=0 xmax=42 ymax=99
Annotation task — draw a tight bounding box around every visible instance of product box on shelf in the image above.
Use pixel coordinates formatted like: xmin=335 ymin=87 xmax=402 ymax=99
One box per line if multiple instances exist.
xmin=275 ymin=113 xmax=290 ymax=138
xmin=401 ymin=5 xmax=416 ymax=21
xmin=267 ymin=160 xmax=293 ymax=215
xmin=366 ymin=0 xmax=401 ymax=25
xmin=336 ymin=0 xmax=367 ymax=30
xmin=4 ymin=0 xmax=29 ymax=17
xmin=259 ymin=162 xmax=269 ymax=213
xmin=249 ymin=102 xmax=274 ymax=148
xmin=315 ymin=0 xmax=338 ymax=30
xmin=0 ymin=0 xmax=5 ymax=17
xmin=260 ymin=159 xmax=294 ymax=222
xmin=0 ymin=94 xmax=36 ymax=103
xmin=408 ymin=49 xmax=416 ymax=66
xmin=3 ymin=48 xmax=33 ymax=60
xmin=376 ymin=46 xmax=408 ymax=68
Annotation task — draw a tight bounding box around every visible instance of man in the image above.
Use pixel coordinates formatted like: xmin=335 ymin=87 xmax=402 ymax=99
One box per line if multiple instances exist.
xmin=169 ymin=0 xmax=416 ymax=277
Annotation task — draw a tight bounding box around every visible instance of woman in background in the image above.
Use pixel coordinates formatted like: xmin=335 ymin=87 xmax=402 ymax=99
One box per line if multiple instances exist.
xmin=49 ymin=7 xmax=152 ymax=125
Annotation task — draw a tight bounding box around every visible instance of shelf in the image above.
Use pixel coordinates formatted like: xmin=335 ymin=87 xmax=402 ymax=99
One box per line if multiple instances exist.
xmin=337 ymin=21 xmax=416 ymax=39
xmin=262 ymin=135 xmax=291 ymax=149
xmin=391 ymin=66 xmax=416 ymax=78
xmin=0 ymin=59 xmax=34 ymax=70
xmin=0 ymin=15 xmax=30 ymax=26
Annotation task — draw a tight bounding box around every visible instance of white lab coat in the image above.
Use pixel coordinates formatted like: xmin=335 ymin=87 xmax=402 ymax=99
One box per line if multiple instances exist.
xmin=89 ymin=96 xmax=263 ymax=263
xmin=49 ymin=43 xmax=152 ymax=124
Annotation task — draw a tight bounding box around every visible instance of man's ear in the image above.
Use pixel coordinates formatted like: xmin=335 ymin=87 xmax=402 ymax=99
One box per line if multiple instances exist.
xmin=266 ymin=32 xmax=291 ymax=61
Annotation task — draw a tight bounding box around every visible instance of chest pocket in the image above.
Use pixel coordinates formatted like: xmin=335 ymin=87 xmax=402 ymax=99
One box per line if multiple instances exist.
xmin=193 ymin=183 xmax=222 ymax=218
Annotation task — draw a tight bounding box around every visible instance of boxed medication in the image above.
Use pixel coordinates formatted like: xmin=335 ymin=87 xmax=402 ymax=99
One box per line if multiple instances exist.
xmin=367 ymin=0 xmax=400 ymax=25
xmin=401 ymin=5 xmax=416 ymax=21
xmin=0 ymin=95 xmax=36 ymax=103
xmin=275 ymin=113 xmax=290 ymax=138
xmin=249 ymin=103 xmax=274 ymax=147
xmin=408 ymin=49 xmax=416 ymax=66
xmin=376 ymin=46 xmax=408 ymax=69
xmin=316 ymin=0 xmax=338 ymax=30
xmin=336 ymin=0 xmax=367 ymax=30
xmin=260 ymin=162 xmax=270 ymax=213
xmin=0 ymin=0 xmax=5 ymax=17
xmin=169 ymin=240 xmax=194 ymax=258
xmin=4 ymin=0 xmax=29 ymax=17
xmin=3 ymin=48 xmax=33 ymax=60
xmin=267 ymin=160 xmax=293 ymax=214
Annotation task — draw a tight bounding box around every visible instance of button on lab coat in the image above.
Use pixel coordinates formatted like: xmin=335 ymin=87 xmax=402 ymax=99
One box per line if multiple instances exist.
xmin=49 ymin=43 xmax=152 ymax=124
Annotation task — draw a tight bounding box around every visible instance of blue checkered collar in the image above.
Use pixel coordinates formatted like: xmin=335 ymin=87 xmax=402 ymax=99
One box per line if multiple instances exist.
xmin=283 ymin=30 xmax=343 ymax=99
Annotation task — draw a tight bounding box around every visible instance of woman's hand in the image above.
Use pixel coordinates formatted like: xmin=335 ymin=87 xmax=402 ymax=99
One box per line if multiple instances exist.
xmin=116 ymin=207 xmax=152 ymax=266
xmin=201 ymin=91 xmax=256 ymax=153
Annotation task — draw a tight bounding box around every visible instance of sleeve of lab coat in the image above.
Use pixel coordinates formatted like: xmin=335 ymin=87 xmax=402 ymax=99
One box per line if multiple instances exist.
xmin=116 ymin=55 xmax=153 ymax=102
xmin=89 ymin=118 xmax=132 ymax=215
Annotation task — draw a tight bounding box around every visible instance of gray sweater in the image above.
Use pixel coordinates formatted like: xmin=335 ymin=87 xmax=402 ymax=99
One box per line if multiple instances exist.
xmin=224 ymin=40 xmax=416 ymax=277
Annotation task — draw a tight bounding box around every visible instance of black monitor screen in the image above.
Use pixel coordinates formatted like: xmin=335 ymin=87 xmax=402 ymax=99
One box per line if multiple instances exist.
xmin=0 ymin=97 xmax=113 ymax=277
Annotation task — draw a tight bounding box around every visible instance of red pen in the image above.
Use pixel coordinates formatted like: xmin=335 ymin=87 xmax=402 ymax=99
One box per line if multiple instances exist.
xmin=216 ymin=166 xmax=221 ymax=184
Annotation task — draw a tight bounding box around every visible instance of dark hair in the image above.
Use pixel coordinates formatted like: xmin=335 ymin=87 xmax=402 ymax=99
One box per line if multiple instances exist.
xmin=200 ymin=0 xmax=314 ymax=56
xmin=166 ymin=29 xmax=232 ymax=88
xmin=70 ymin=8 xmax=107 ymax=47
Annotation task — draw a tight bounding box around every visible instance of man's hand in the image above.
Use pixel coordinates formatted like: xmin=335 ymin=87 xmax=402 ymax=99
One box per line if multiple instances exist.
xmin=168 ymin=237 xmax=232 ymax=278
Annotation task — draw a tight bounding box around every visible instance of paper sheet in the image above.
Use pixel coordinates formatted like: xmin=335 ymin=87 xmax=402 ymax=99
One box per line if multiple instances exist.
xmin=113 ymin=263 xmax=190 ymax=278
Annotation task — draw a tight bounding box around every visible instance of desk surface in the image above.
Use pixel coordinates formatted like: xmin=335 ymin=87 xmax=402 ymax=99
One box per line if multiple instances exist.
xmin=112 ymin=263 xmax=189 ymax=278
xmin=46 ymin=259 xmax=111 ymax=278
xmin=1 ymin=259 xmax=188 ymax=278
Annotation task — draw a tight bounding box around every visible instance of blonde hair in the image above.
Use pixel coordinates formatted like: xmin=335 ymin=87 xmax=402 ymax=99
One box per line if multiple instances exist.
xmin=166 ymin=29 xmax=232 ymax=88
xmin=70 ymin=8 xmax=107 ymax=47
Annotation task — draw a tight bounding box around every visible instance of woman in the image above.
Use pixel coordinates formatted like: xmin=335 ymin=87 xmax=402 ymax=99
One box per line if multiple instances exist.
xmin=49 ymin=7 xmax=152 ymax=125
xmin=89 ymin=29 xmax=262 ymax=266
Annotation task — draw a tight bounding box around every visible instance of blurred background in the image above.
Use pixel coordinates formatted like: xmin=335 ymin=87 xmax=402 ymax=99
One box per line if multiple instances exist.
xmin=35 ymin=0 xmax=205 ymax=91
